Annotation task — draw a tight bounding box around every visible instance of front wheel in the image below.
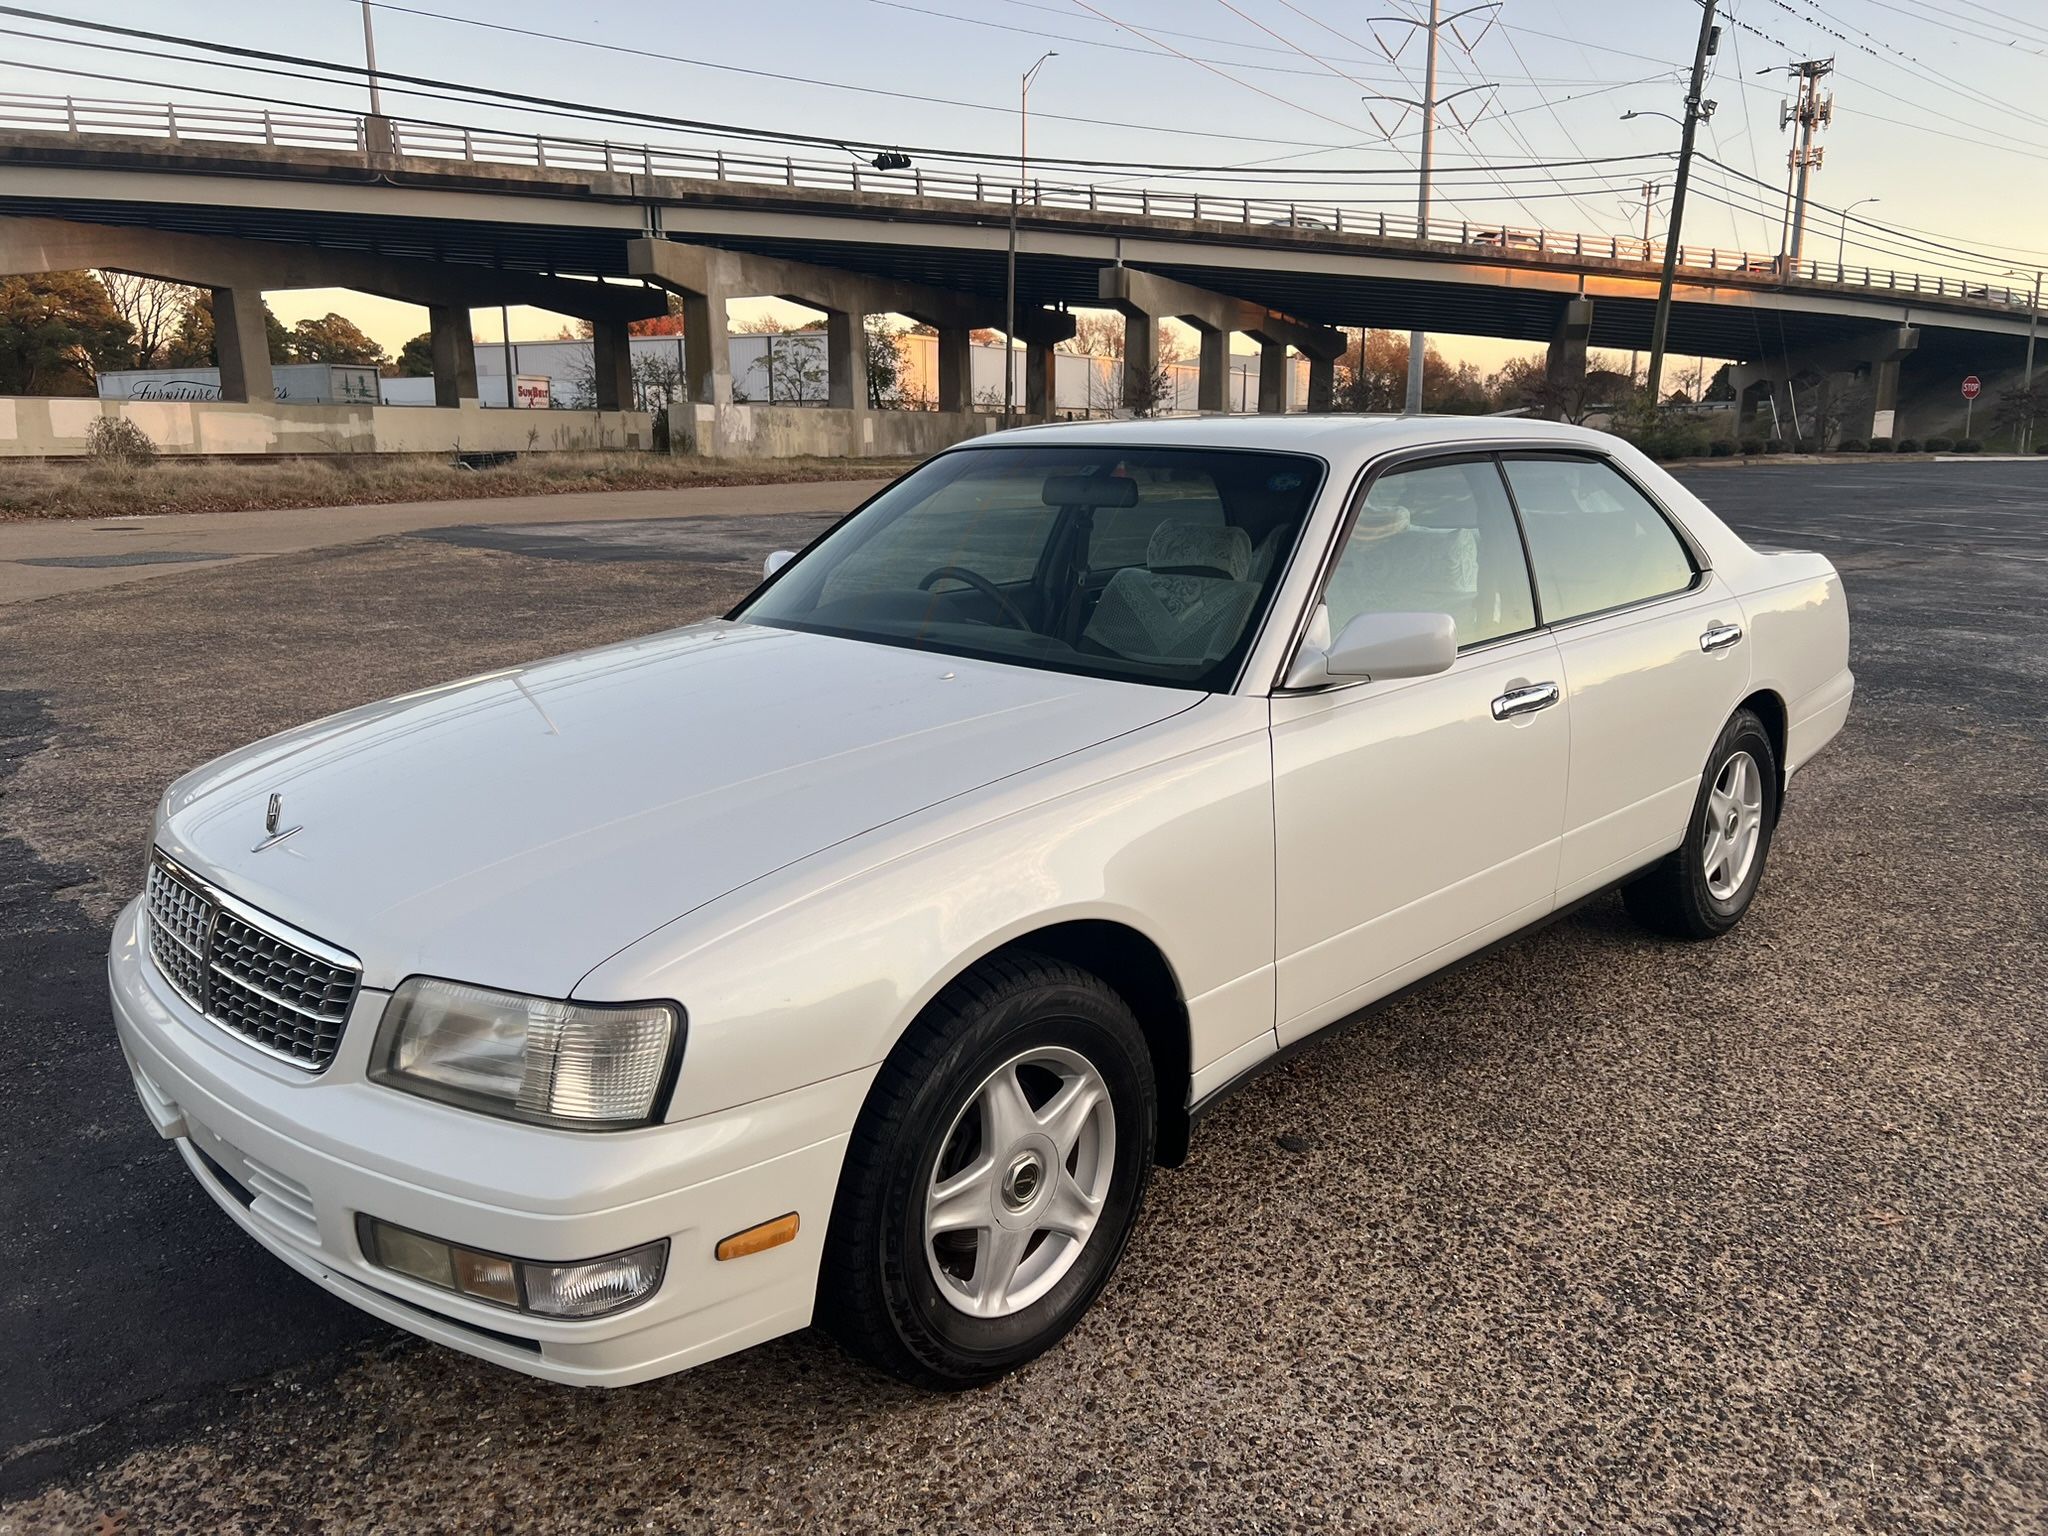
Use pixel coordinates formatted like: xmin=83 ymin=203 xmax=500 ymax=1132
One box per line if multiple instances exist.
xmin=818 ymin=953 xmax=1157 ymax=1389
xmin=1623 ymin=708 xmax=1780 ymax=940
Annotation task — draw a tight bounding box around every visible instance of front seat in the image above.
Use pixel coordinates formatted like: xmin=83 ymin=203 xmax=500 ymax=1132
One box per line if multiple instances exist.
xmin=1083 ymin=520 xmax=1259 ymax=666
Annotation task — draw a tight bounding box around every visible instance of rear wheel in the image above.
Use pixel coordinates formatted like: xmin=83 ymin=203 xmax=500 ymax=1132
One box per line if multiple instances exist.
xmin=1624 ymin=708 xmax=1779 ymax=940
xmin=819 ymin=953 xmax=1156 ymax=1388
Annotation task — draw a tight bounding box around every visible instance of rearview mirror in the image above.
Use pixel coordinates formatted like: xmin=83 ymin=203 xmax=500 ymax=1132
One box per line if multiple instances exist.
xmin=764 ymin=549 xmax=797 ymax=578
xmin=1285 ymin=608 xmax=1456 ymax=689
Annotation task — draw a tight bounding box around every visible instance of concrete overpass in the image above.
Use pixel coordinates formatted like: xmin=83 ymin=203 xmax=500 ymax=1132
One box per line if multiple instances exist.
xmin=1 ymin=96 xmax=2038 ymax=448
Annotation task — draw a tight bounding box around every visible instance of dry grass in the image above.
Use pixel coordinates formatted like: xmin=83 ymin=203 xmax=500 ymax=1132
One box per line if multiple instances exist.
xmin=0 ymin=452 xmax=919 ymax=522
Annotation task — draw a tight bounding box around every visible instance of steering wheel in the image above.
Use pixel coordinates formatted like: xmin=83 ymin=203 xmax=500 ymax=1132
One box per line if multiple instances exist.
xmin=917 ymin=565 xmax=1033 ymax=630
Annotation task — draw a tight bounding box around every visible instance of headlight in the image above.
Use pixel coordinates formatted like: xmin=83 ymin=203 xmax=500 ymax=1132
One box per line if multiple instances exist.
xmin=373 ymin=978 xmax=682 ymax=1129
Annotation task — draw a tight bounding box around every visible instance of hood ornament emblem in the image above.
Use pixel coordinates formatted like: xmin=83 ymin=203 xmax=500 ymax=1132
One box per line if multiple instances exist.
xmin=252 ymin=792 xmax=303 ymax=853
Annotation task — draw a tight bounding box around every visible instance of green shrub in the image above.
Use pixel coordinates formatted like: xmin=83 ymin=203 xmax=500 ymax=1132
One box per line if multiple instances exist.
xmin=1895 ymin=437 xmax=1920 ymax=452
xmin=1738 ymin=437 xmax=1764 ymax=455
xmin=1867 ymin=436 xmax=1892 ymax=452
xmin=84 ymin=416 xmax=158 ymax=467
xmin=1954 ymin=438 xmax=1983 ymax=453
xmin=1709 ymin=438 xmax=1737 ymax=457
xmin=1834 ymin=438 xmax=1867 ymax=454
xmin=1605 ymin=403 xmax=1714 ymax=461
xmin=1762 ymin=438 xmax=1788 ymax=455
xmin=1924 ymin=435 xmax=1956 ymax=452
xmin=2036 ymin=441 xmax=2048 ymax=453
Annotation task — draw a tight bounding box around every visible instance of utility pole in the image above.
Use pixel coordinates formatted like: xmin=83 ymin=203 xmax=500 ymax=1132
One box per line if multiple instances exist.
xmin=2026 ymin=269 xmax=2042 ymax=452
xmin=1360 ymin=3 xmax=1498 ymax=415
xmin=1645 ymin=0 xmax=1718 ymax=408
xmin=1780 ymin=59 xmax=1833 ymax=271
xmin=1623 ymin=180 xmax=1661 ymax=386
xmin=1005 ymin=51 xmax=1056 ymax=429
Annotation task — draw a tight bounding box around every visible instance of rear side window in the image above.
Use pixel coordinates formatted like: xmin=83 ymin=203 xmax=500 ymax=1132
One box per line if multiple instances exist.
xmin=1324 ymin=458 xmax=1536 ymax=650
xmin=1502 ymin=456 xmax=1696 ymax=623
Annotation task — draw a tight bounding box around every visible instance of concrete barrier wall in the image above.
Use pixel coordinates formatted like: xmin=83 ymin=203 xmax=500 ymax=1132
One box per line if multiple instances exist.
xmin=0 ymin=396 xmax=652 ymax=457
xmin=670 ymin=403 xmax=1001 ymax=460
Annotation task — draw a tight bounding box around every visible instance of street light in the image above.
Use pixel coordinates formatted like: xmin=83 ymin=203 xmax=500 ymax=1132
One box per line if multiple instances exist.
xmin=359 ymin=0 xmax=384 ymax=118
xmin=1004 ymin=50 xmax=1057 ymax=428
xmin=1838 ymin=196 xmax=1879 ymax=269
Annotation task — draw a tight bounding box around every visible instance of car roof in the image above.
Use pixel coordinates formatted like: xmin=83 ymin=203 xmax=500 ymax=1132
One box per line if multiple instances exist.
xmin=965 ymin=413 xmax=1612 ymax=472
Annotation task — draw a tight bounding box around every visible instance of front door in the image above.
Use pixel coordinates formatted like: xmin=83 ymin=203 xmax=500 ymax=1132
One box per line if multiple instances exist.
xmin=1270 ymin=455 xmax=1570 ymax=1048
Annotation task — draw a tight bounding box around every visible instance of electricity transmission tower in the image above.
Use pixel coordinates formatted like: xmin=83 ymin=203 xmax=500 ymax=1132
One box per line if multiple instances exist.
xmin=1361 ymin=1 xmax=1498 ymax=415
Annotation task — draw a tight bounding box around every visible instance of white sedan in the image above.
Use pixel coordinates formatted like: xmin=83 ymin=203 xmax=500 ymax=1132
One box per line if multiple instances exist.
xmin=109 ymin=416 xmax=1852 ymax=1389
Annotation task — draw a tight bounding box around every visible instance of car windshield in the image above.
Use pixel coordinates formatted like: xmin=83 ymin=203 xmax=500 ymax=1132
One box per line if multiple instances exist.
xmin=735 ymin=445 xmax=1326 ymax=691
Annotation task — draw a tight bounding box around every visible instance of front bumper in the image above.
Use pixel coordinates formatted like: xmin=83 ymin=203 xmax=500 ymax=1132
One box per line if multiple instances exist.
xmin=109 ymin=897 xmax=869 ymax=1386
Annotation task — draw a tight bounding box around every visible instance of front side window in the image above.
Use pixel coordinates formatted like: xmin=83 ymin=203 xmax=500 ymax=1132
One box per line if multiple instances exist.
xmin=1502 ymin=456 xmax=1696 ymax=623
xmin=737 ymin=446 xmax=1325 ymax=690
xmin=1323 ymin=458 xmax=1537 ymax=650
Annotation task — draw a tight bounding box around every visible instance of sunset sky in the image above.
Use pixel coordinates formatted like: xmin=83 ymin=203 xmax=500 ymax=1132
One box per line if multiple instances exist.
xmin=9 ymin=0 xmax=2044 ymax=372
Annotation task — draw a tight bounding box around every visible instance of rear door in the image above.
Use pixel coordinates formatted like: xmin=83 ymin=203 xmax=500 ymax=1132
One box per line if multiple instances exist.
xmin=1498 ymin=452 xmax=1751 ymax=904
xmin=1269 ymin=454 xmax=1569 ymax=1047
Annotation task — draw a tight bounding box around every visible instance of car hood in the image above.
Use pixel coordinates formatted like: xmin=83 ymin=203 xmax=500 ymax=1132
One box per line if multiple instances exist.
xmin=160 ymin=620 xmax=1196 ymax=996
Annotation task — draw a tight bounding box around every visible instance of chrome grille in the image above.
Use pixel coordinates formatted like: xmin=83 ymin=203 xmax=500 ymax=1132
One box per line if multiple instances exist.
xmin=143 ymin=853 xmax=361 ymax=1071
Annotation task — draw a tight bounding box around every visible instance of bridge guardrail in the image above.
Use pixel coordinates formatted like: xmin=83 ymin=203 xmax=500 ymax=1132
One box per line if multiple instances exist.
xmin=0 ymin=91 xmax=2035 ymax=310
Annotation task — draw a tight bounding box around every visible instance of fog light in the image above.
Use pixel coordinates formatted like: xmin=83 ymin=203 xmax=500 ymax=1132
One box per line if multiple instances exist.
xmin=357 ymin=1216 xmax=667 ymax=1319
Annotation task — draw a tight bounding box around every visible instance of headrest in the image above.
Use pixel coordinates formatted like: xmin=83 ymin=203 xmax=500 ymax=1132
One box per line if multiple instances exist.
xmin=1349 ymin=498 xmax=1413 ymax=542
xmin=1146 ymin=521 xmax=1252 ymax=581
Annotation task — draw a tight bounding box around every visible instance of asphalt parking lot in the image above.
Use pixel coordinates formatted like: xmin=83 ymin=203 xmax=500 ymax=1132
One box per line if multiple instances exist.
xmin=1 ymin=460 xmax=2043 ymax=1532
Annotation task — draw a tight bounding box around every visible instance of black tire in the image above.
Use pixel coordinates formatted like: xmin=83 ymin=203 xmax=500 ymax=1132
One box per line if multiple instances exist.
xmin=1624 ymin=708 xmax=1780 ymax=940
xmin=817 ymin=952 xmax=1157 ymax=1389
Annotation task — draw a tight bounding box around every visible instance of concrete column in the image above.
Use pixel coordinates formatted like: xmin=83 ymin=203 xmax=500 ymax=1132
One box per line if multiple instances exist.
xmin=1026 ymin=339 xmax=1055 ymax=421
xmin=590 ymin=318 xmax=634 ymax=411
xmin=1123 ymin=313 xmax=1158 ymax=414
xmin=1307 ymin=354 xmax=1335 ymax=413
xmin=427 ymin=303 xmax=478 ymax=407
xmin=211 ymin=285 xmax=273 ymax=404
xmin=681 ymin=291 xmax=731 ymax=407
xmin=1197 ymin=327 xmax=1231 ymax=414
xmin=1541 ymin=297 xmax=1594 ymax=421
xmin=826 ymin=310 xmax=862 ymax=410
xmin=1257 ymin=341 xmax=1290 ymax=414
xmin=936 ymin=326 xmax=973 ymax=413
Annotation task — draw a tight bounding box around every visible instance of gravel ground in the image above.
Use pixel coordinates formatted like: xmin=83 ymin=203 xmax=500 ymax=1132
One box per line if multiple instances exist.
xmin=0 ymin=463 xmax=2042 ymax=1533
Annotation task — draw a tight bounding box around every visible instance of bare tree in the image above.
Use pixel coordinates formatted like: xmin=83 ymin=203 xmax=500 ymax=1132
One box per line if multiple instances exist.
xmin=96 ymin=271 xmax=197 ymax=368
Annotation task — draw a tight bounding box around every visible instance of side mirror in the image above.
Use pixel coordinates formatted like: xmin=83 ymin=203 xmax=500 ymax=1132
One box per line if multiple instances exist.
xmin=763 ymin=549 xmax=797 ymax=578
xmin=1284 ymin=607 xmax=1457 ymax=689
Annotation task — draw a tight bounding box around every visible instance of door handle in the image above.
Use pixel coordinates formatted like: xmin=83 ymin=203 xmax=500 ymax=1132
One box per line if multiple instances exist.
xmin=1491 ymin=681 xmax=1561 ymax=720
xmin=1700 ymin=622 xmax=1744 ymax=653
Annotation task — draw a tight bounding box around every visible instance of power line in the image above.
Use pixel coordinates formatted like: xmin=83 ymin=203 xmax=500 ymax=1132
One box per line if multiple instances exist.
xmin=863 ymin=0 xmax=1622 ymax=86
xmin=0 ymin=25 xmax=1671 ymax=185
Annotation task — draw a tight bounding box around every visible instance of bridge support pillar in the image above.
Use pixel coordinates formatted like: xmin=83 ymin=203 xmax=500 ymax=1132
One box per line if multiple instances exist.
xmin=1014 ymin=308 xmax=1075 ymax=423
xmin=427 ymin=304 xmax=478 ymax=406
xmin=1307 ymin=354 xmax=1335 ymax=413
xmin=1122 ymin=311 xmax=1161 ymax=414
xmin=681 ymin=291 xmax=733 ymax=407
xmin=934 ymin=326 xmax=973 ymax=413
xmin=1258 ymin=341 xmax=1290 ymax=414
xmin=1099 ymin=266 xmax=1340 ymax=418
xmin=212 ymin=286 xmax=274 ymax=405
xmin=825 ymin=309 xmax=863 ymax=412
xmin=590 ymin=318 xmax=635 ymax=411
xmin=1542 ymin=298 xmax=1594 ymax=421
xmin=1197 ymin=326 xmax=1231 ymax=414
xmin=1854 ymin=325 xmax=1917 ymax=442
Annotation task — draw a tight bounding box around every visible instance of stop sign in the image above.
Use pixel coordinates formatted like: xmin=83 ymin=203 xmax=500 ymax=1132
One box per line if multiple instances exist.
xmin=1962 ymin=375 xmax=1983 ymax=399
